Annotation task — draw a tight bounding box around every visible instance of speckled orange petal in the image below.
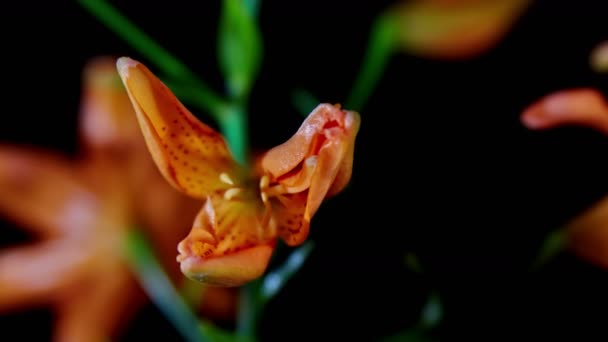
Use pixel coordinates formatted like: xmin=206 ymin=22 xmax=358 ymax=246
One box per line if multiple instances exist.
xmin=262 ymin=104 xmax=360 ymax=186
xmin=271 ymin=130 xmax=350 ymax=247
xmin=79 ymin=56 xmax=140 ymax=152
xmin=521 ymin=88 xmax=608 ymax=135
xmin=177 ymin=195 xmax=276 ymax=286
xmin=116 ymin=57 xmax=237 ymax=199
xmin=273 ymin=192 xmax=310 ymax=246
xmin=0 ymin=146 xmax=97 ymax=237
xmin=393 ymin=0 xmax=529 ymax=59
xmin=567 ymin=196 xmax=608 ymax=269
xmin=591 ymin=41 xmax=608 ymax=73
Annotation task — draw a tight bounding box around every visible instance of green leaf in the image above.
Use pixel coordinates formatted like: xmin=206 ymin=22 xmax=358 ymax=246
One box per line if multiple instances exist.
xmin=530 ymin=228 xmax=567 ymax=271
xmin=243 ymin=0 xmax=261 ymax=17
xmin=420 ymin=292 xmax=442 ymax=329
xmin=404 ymin=252 xmax=423 ymax=274
xmin=291 ymin=88 xmax=321 ymax=117
xmin=77 ymin=0 xmax=226 ymax=117
xmin=381 ymin=328 xmax=437 ymax=342
xmin=259 ymin=241 xmax=315 ymax=303
xmin=199 ymin=321 xmax=240 ymax=342
xmin=346 ymin=13 xmax=398 ymax=111
xmin=218 ymin=0 xmax=263 ymax=100
xmin=124 ymin=230 xmax=210 ymax=342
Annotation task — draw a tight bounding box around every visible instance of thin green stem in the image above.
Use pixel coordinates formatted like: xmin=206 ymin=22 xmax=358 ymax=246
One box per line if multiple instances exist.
xmin=346 ymin=13 xmax=398 ymax=112
xmin=243 ymin=0 xmax=261 ymax=17
xmin=529 ymin=228 xmax=567 ymax=272
xmin=77 ymin=0 xmax=226 ymax=116
xmin=124 ymin=230 xmax=210 ymax=342
xmin=291 ymin=88 xmax=321 ymax=117
xmin=217 ymin=103 xmax=250 ymax=166
xmin=237 ymin=281 xmax=261 ymax=341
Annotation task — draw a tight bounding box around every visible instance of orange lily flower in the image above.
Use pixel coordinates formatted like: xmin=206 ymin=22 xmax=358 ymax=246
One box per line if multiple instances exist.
xmin=117 ymin=57 xmax=360 ymax=287
xmin=391 ymin=0 xmax=530 ymax=59
xmin=521 ymin=88 xmax=608 ymax=268
xmin=566 ymin=196 xmax=608 ymax=269
xmin=590 ymin=40 xmax=608 ymax=73
xmin=520 ymin=88 xmax=608 ymax=135
xmin=0 ymin=57 xmax=235 ymax=341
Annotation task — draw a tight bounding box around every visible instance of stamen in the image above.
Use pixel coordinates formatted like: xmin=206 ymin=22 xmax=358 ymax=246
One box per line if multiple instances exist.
xmin=219 ymin=172 xmax=234 ymax=185
xmin=259 ymin=175 xmax=269 ymax=190
xmin=224 ymin=187 xmax=242 ymax=200
xmin=265 ymin=184 xmax=287 ymax=197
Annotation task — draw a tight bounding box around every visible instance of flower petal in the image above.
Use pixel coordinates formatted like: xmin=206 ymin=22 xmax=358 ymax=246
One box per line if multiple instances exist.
xmin=393 ymin=0 xmax=529 ymax=59
xmin=79 ymin=56 xmax=141 ymax=152
xmin=116 ymin=57 xmax=237 ymax=199
xmin=0 ymin=146 xmax=98 ymax=237
xmin=567 ymin=196 xmax=608 ymax=269
xmin=0 ymin=240 xmax=96 ymax=310
xmin=261 ymin=104 xmax=360 ymax=244
xmin=54 ymin=266 xmax=142 ymax=342
xmin=273 ymin=192 xmax=310 ymax=246
xmin=590 ymin=40 xmax=608 ymax=73
xmin=521 ymin=88 xmax=608 ymax=135
xmin=262 ymin=103 xmax=360 ymax=188
xmin=177 ymin=195 xmax=276 ymax=286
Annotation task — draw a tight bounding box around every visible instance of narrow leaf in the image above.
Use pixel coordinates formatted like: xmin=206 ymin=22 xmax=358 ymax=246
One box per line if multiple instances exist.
xmin=260 ymin=241 xmax=315 ymax=303
xmin=125 ymin=229 xmax=210 ymax=342
xmin=218 ymin=0 xmax=263 ymax=99
xmin=346 ymin=13 xmax=398 ymax=111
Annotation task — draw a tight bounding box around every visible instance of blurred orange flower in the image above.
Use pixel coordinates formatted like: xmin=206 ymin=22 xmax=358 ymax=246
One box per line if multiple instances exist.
xmin=391 ymin=0 xmax=530 ymax=59
xmin=521 ymin=88 xmax=608 ymax=135
xmin=0 ymin=57 xmax=235 ymax=342
xmin=590 ymin=40 xmax=608 ymax=73
xmin=521 ymin=87 xmax=608 ymax=268
xmin=117 ymin=57 xmax=360 ymax=287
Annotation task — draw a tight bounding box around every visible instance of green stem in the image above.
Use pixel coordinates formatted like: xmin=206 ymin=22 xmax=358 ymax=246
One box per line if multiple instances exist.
xmin=77 ymin=0 xmax=226 ymax=116
xmin=243 ymin=0 xmax=261 ymax=17
xmin=218 ymin=103 xmax=250 ymax=166
xmin=125 ymin=230 xmax=210 ymax=342
xmin=291 ymin=88 xmax=321 ymax=117
xmin=237 ymin=281 xmax=261 ymax=341
xmin=529 ymin=228 xmax=567 ymax=271
xmin=345 ymin=13 xmax=398 ymax=111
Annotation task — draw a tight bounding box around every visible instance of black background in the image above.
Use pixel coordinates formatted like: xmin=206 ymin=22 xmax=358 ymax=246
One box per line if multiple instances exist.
xmin=2 ymin=0 xmax=608 ymax=341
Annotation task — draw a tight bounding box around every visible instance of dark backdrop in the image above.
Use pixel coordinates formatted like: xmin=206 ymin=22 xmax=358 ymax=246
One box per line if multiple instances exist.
xmin=1 ymin=0 xmax=608 ymax=341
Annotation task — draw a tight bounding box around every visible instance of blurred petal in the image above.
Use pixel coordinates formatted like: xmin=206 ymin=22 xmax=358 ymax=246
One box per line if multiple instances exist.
xmin=521 ymin=88 xmax=608 ymax=135
xmin=54 ymin=266 xmax=142 ymax=342
xmin=0 ymin=146 xmax=98 ymax=237
xmin=116 ymin=57 xmax=237 ymax=199
xmin=393 ymin=0 xmax=529 ymax=59
xmin=196 ymin=286 xmax=237 ymax=321
xmin=177 ymin=195 xmax=275 ymax=286
xmin=0 ymin=241 xmax=95 ymax=310
xmin=590 ymin=40 xmax=608 ymax=73
xmin=80 ymin=56 xmax=141 ymax=152
xmin=567 ymin=196 xmax=608 ymax=268
xmin=137 ymin=169 xmax=202 ymax=281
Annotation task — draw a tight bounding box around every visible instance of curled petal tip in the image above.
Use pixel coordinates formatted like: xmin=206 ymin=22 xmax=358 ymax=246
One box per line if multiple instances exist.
xmin=116 ymin=57 xmax=138 ymax=78
xmin=178 ymin=244 xmax=274 ymax=287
